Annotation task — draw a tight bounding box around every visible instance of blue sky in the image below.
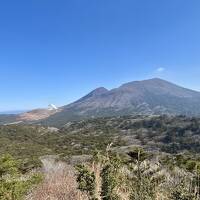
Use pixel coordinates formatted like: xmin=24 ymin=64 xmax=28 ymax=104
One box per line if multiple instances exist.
xmin=0 ymin=0 xmax=200 ymax=111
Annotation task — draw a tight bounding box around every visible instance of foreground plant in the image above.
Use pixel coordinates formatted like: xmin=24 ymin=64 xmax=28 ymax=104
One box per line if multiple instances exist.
xmin=76 ymin=164 xmax=96 ymax=200
xmin=0 ymin=154 xmax=42 ymax=200
xmin=76 ymin=146 xmax=200 ymax=200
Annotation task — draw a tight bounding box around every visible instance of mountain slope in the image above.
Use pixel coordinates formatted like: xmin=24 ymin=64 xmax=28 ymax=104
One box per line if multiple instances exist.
xmin=0 ymin=105 xmax=60 ymax=125
xmin=39 ymin=78 xmax=200 ymax=126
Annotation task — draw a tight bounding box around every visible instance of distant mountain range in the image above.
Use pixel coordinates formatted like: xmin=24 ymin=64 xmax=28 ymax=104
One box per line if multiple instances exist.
xmin=1 ymin=78 xmax=200 ymax=126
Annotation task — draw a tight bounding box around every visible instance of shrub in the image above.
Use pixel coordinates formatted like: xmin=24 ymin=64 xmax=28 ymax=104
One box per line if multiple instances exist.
xmin=76 ymin=164 xmax=96 ymax=200
xmin=0 ymin=154 xmax=42 ymax=200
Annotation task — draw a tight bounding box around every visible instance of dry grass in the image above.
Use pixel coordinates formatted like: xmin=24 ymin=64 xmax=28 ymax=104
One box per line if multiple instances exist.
xmin=26 ymin=157 xmax=87 ymax=200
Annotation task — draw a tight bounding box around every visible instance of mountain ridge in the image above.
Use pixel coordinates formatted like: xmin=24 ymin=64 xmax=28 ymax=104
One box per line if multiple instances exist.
xmin=39 ymin=78 xmax=200 ymax=126
xmin=1 ymin=78 xmax=200 ymax=126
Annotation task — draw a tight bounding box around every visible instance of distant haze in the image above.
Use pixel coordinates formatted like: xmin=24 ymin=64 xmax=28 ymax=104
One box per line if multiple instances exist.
xmin=0 ymin=110 xmax=28 ymax=115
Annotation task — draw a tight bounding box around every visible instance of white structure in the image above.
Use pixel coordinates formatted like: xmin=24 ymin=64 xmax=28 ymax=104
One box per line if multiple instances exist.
xmin=48 ymin=104 xmax=58 ymax=110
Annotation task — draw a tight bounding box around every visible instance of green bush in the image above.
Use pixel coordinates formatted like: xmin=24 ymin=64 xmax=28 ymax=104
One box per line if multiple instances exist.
xmin=0 ymin=154 xmax=42 ymax=200
xmin=76 ymin=164 xmax=96 ymax=200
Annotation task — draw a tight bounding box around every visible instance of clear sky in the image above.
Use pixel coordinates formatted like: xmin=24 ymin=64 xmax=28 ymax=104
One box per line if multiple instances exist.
xmin=1 ymin=0 xmax=200 ymax=111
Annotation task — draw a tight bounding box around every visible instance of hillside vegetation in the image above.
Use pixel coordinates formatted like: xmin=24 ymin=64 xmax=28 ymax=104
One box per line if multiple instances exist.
xmin=1 ymin=115 xmax=200 ymax=199
xmin=1 ymin=115 xmax=200 ymax=160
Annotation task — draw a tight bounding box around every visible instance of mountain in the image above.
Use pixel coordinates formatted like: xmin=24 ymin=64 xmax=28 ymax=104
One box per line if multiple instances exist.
xmin=0 ymin=105 xmax=60 ymax=125
xmin=17 ymin=104 xmax=60 ymax=122
xmin=1 ymin=78 xmax=200 ymax=126
xmin=38 ymin=78 xmax=200 ymax=126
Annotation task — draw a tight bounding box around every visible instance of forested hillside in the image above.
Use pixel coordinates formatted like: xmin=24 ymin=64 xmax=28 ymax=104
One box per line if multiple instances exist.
xmin=1 ymin=115 xmax=200 ymax=166
xmin=1 ymin=115 xmax=200 ymax=199
xmin=61 ymin=115 xmax=200 ymax=154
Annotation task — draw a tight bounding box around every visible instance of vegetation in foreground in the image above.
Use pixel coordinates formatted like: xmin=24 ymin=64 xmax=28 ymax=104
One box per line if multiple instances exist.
xmin=75 ymin=146 xmax=200 ymax=200
xmin=1 ymin=115 xmax=200 ymax=199
xmin=0 ymin=154 xmax=42 ymax=200
xmin=19 ymin=146 xmax=200 ymax=200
